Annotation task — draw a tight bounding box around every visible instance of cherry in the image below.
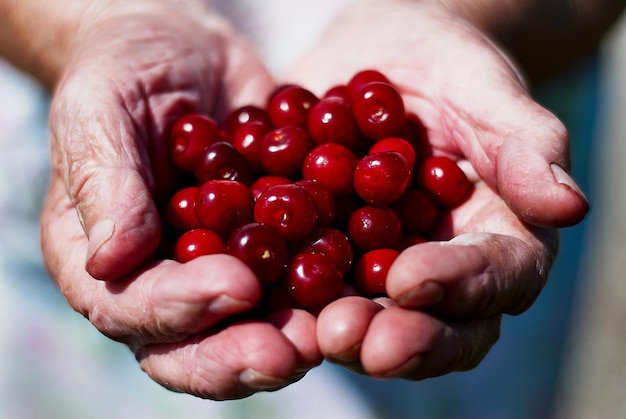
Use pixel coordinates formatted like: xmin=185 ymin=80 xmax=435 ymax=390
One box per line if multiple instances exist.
xmin=285 ymin=252 xmax=344 ymax=310
xmin=354 ymin=248 xmax=399 ymax=297
xmin=353 ymin=151 xmax=412 ymax=206
xmin=173 ymin=228 xmax=226 ymax=263
xmin=347 ymin=69 xmax=391 ymax=99
xmin=352 ymin=81 xmax=406 ymax=140
xmin=369 ymin=137 xmax=417 ymax=168
xmin=295 ymin=179 xmax=336 ymax=227
xmin=393 ymin=188 xmax=440 ymax=234
xmin=259 ymin=125 xmax=314 ymax=178
xmin=195 ymin=180 xmax=254 ymax=237
xmin=302 ymin=143 xmax=358 ymax=197
xmin=267 ymin=85 xmax=319 ymax=129
xmin=297 ymin=227 xmax=353 ymax=275
xmin=307 ymin=96 xmax=360 ymax=149
xmin=223 ymin=105 xmax=271 ymax=139
xmin=194 ymin=141 xmax=255 ymax=186
xmin=416 ymin=156 xmax=471 ymax=207
xmin=166 ymin=186 xmax=200 ymax=232
xmin=227 ymin=222 xmax=289 ymax=286
xmin=169 ymin=114 xmax=220 ymax=172
xmin=254 ymin=183 xmax=318 ymax=241
xmin=229 ymin=120 xmax=272 ymax=172
xmin=396 ymin=234 xmax=428 ymax=251
xmin=347 ymin=205 xmax=403 ymax=251
xmin=323 ymin=85 xmax=351 ymax=101
xmin=249 ymin=175 xmax=292 ymax=200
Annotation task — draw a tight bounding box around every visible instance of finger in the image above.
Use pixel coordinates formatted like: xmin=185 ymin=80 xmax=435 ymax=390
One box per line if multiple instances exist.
xmin=386 ymin=230 xmax=557 ymax=318
xmin=266 ymin=308 xmax=323 ymax=368
xmin=41 ymin=179 xmax=262 ymax=346
xmin=359 ymin=306 xmax=501 ymax=379
xmin=137 ymin=319 xmax=315 ymax=400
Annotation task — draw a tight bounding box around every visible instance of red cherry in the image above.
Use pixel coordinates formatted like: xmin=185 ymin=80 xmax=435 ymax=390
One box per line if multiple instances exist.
xmin=354 ymin=248 xmax=399 ymax=297
xmin=227 ymin=222 xmax=289 ymax=286
xmin=393 ymin=188 xmax=440 ymax=234
xmin=347 ymin=69 xmax=391 ymax=97
xmin=194 ymin=141 xmax=255 ymax=186
xmin=347 ymin=205 xmax=403 ymax=251
xmin=267 ymin=85 xmax=319 ymax=129
xmin=259 ymin=126 xmax=314 ymax=178
xmin=173 ymin=228 xmax=226 ymax=263
xmin=353 ymin=151 xmax=412 ymax=206
xmin=249 ymin=175 xmax=292 ymax=200
xmin=229 ymin=120 xmax=272 ymax=172
xmin=285 ymin=252 xmax=344 ymax=310
xmin=166 ymin=186 xmax=200 ymax=232
xmin=169 ymin=114 xmax=220 ymax=172
xmin=297 ymin=227 xmax=353 ymax=275
xmin=302 ymin=143 xmax=358 ymax=197
xmin=195 ymin=180 xmax=254 ymax=237
xmin=369 ymin=137 xmax=417 ymax=168
xmin=416 ymin=156 xmax=471 ymax=207
xmin=254 ymin=183 xmax=318 ymax=241
xmin=395 ymin=234 xmax=428 ymax=251
xmin=323 ymin=85 xmax=351 ymax=101
xmin=295 ymin=179 xmax=336 ymax=227
xmin=223 ymin=105 xmax=271 ymax=139
xmin=352 ymin=81 xmax=406 ymax=140
xmin=307 ymin=96 xmax=360 ymax=149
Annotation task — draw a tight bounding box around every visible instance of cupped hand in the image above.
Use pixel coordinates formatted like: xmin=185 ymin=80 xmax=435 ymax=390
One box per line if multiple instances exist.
xmin=41 ymin=0 xmax=321 ymax=399
xmin=286 ymin=0 xmax=588 ymax=378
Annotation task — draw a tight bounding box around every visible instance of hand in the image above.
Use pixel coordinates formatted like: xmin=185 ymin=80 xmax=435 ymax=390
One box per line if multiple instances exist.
xmin=286 ymin=0 xmax=588 ymax=378
xmin=41 ymin=0 xmax=321 ymax=399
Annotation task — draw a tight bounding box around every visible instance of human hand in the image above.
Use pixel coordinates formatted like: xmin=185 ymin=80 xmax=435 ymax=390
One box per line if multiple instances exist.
xmin=41 ymin=0 xmax=321 ymax=399
xmin=285 ymin=0 xmax=589 ymax=378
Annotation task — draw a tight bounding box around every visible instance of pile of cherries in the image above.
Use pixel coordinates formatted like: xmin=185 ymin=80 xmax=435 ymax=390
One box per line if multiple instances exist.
xmin=161 ymin=69 xmax=471 ymax=313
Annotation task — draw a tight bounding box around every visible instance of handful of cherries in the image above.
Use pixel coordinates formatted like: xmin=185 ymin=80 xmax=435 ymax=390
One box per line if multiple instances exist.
xmin=161 ymin=69 xmax=471 ymax=313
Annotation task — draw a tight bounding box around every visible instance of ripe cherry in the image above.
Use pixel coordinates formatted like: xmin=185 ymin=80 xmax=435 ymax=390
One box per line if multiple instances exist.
xmin=302 ymin=143 xmax=358 ymax=197
xmin=166 ymin=186 xmax=200 ymax=232
xmin=295 ymin=179 xmax=336 ymax=227
xmin=254 ymin=183 xmax=318 ymax=241
xmin=369 ymin=137 xmax=417 ymax=168
xmin=347 ymin=69 xmax=391 ymax=99
xmin=223 ymin=105 xmax=271 ymax=139
xmin=227 ymin=222 xmax=289 ymax=286
xmin=352 ymin=81 xmax=406 ymax=140
xmin=249 ymin=175 xmax=292 ymax=200
xmin=195 ymin=180 xmax=254 ymax=237
xmin=297 ymin=227 xmax=353 ymax=275
xmin=169 ymin=114 xmax=220 ymax=172
xmin=194 ymin=141 xmax=255 ymax=186
xmin=347 ymin=205 xmax=403 ymax=251
xmin=259 ymin=125 xmax=314 ymax=178
xmin=353 ymin=151 xmax=412 ymax=206
xmin=285 ymin=252 xmax=344 ymax=310
xmin=267 ymin=85 xmax=319 ymax=129
xmin=416 ymin=156 xmax=471 ymax=207
xmin=173 ymin=228 xmax=226 ymax=263
xmin=354 ymin=248 xmax=399 ymax=297
xmin=393 ymin=188 xmax=440 ymax=234
xmin=307 ymin=96 xmax=360 ymax=149
xmin=229 ymin=120 xmax=271 ymax=172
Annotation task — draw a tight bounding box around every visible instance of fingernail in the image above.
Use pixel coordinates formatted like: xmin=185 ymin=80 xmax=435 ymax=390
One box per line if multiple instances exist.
xmin=208 ymin=295 xmax=255 ymax=315
xmin=329 ymin=343 xmax=361 ymax=363
xmin=397 ymin=280 xmax=445 ymax=308
xmin=86 ymin=219 xmax=115 ymax=263
xmin=239 ymin=368 xmax=290 ymax=390
xmin=550 ymin=163 xmax=589 ymax=205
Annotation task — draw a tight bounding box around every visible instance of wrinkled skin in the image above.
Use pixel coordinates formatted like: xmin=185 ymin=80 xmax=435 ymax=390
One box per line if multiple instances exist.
xmin=40 ymin=0 xmax=588 ymax=399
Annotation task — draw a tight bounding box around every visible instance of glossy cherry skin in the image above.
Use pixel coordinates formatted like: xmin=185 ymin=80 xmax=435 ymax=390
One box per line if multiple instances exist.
xmin=302 ymin=143 xmax=358 ymax=197
xmin=297 ymin=227 xmax=353 ymax=275
xmin=354 ymin=248 xmax=399 ymax=297
xmin=223 ymin=105 xmax=271 ymax=139
xmin=173 ymin=228 xmax=226 ymax=263
xmin=346 ymin=69 xmax=391 ymax=99
xmin=323 ymin=85 xmax=351 ymax=102
xmin=227 ymin=222 xmax=289 ymax=286
xmin=259 ymin=126 xmax=314 ymax=178
xmin=169 ymin=114 xmax=220 ymax=172
xmin=393 ymin=188 xmax=440 ymax=234
xmin=369 ymin=137 xmax=417 ymax=168
xmin=195 ymin=180 xmax=254 ymax=237
xmin=353 ymin=151 xmax=412 ymax=206
xmin=347 ymin=205 xmax=403 ymax=251
xmin=416 ymin=156 xmax=471 ymax=207
xmin=352 ymin=81 xmax=406 ymax=140
xmin=267 ymin=85 xmax=319 ymax=129
xmin=295 ymin=179 xmax=336 ymax=227
xmin=254 ymin=183 xmax=318 ymax=241
xmin=194 ymin=141 xmax=255 ymax=186
xmin=229 ymin=120 xmax=272 ymax=172
xmin=307 ymin=96 xmax=360 ymax=149
xmin=249 ymin=175 xmax=292 ymax=200
xmin=166 ymin=186 xmax=200 ymax=232
xmin=285 ymin=251 xmax=344 ymax=310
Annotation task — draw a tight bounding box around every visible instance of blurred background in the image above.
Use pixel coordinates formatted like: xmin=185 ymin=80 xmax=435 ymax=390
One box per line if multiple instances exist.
xmin=0 ymin=9 xmax=624 ymax=419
